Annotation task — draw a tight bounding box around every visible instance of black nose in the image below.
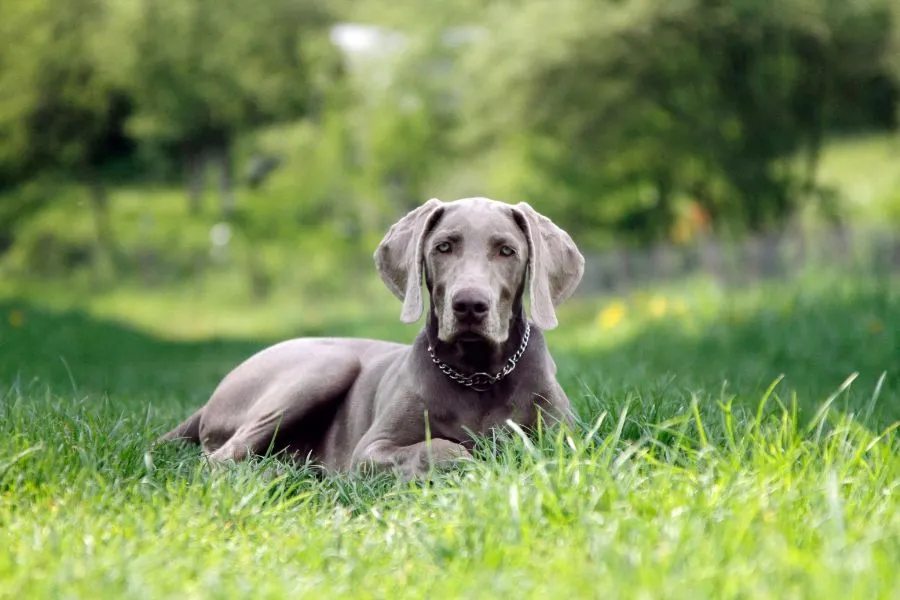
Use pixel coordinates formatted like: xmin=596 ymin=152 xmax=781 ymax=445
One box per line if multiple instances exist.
xmin=452 ymin=289 xmax=490 ymax=323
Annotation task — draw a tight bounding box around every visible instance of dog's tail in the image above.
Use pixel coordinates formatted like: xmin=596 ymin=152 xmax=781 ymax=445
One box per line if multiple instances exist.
xmin=157 ymin=408 xmax=203 ymax=445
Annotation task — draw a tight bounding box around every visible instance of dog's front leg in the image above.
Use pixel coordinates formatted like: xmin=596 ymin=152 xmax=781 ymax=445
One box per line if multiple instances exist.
xmin=352 ymin=438 xmax=471 ymax=479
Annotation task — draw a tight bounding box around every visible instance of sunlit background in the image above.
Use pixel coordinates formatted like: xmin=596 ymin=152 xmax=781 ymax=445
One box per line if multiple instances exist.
xmin=0 ymin=0 xmax=897 ymax=382
xmin=0 ymin=0 xmax=897 ymax=341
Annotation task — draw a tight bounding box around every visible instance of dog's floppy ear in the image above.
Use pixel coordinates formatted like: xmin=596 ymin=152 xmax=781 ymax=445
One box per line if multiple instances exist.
xmin=374 ymin=198 xmax=445 ymax=323
xmin=512 ymin=202 xmax=585 ymax=330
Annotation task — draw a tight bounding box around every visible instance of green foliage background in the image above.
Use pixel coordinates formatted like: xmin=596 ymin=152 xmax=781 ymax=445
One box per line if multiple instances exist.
xmin=1 ymin=0 xmax=898 ymax=262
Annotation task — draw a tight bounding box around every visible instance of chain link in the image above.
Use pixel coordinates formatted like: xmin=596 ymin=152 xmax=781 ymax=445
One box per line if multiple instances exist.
xmin=427 ymin=323 xmax=531 ymax=392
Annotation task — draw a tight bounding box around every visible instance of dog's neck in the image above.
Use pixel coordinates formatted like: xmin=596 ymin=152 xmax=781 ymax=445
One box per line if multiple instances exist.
xmin=424 ymin=307 xmax=529 ymax=377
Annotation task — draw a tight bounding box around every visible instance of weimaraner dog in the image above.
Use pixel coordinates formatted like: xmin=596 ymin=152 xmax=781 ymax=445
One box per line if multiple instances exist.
xmin=159 ymin=197 xmax=584 ymax=478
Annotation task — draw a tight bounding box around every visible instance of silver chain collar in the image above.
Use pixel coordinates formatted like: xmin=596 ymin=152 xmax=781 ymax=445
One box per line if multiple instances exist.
xmin=427 ymin=322 xmax=531 ymax=392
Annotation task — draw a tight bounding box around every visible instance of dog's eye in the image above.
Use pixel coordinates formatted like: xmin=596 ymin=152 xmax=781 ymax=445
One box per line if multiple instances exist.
xmin=436 ymin=241 xmax=452 ymax=253
xmin=499 ymin=245 xmax=516 ymax=257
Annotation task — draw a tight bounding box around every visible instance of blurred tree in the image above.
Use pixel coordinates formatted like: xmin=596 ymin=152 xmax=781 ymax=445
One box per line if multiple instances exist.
xmin=458 ymin=0 xmax=898 ymax=244
xmin=1 ymin=0 xmax=897 ymax=261
xmin=334 ymin=0 xmax=481 ymax=222
xmin=360 ymin=36 xmax=461 ymax=215
xmin=105 ymin=0 xmax=342 ymax=217
xmin=888 ymin=0 xmax=900 ymax=124
xmin=0 ymin=0 xmax=132 ymax=267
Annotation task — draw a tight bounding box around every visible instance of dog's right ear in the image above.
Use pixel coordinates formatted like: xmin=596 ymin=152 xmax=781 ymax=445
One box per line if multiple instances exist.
xmin=512 ymin=202 xmax=585 ymax=330
xmin=374 ymin=198 xmax=445 ymax=323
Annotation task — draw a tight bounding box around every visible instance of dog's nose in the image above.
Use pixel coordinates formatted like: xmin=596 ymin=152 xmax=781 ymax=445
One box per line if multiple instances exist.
xmin=452 ymin=289 xmax=490 ymax=323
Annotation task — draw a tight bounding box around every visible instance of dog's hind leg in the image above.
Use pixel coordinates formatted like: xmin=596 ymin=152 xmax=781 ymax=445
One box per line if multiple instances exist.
xmin=204 ymin=348 xmax=362 ymax=463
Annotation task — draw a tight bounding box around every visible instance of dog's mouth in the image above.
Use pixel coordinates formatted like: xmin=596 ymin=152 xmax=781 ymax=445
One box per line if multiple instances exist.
xmin=448 ymin=328 xmax=507 ymax=349
xmin=454 ymin=332 xmax=486 ymax=343
xmin=447 ymin=323 xmax=492 ymax=344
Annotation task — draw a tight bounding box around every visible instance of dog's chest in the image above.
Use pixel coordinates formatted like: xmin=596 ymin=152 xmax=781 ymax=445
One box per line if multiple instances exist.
xmin=430 ymin=390 xmax=537 ymax=441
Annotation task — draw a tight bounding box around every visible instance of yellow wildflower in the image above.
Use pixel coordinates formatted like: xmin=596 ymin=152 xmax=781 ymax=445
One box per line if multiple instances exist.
xmin=649 ymin=296 xmax=668 ymax=318
xmin=597 ymin=301 xmax=626 ymax=330
xmin=867 ymin=319 xmax=883 ymax=335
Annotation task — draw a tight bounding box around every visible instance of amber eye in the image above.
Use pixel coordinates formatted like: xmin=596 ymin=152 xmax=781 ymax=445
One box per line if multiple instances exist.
xmin=499 ymin=245 xmax=516 ymax=257
xmin=436 ymin=241 xmax=452 ymax=253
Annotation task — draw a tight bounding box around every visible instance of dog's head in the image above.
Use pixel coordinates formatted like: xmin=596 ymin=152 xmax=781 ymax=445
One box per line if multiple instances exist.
xmin=375 ymin=197 xmax=584 ymax=346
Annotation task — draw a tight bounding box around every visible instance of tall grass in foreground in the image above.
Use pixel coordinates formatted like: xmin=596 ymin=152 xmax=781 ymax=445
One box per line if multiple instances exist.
xmin=1 ymin=373 xmax=899 ymax=598
xmin=0 ymin=273 xmax=898 ymax=598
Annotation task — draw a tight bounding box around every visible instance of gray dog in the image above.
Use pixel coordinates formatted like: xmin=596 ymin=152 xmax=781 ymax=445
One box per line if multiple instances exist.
xmin=159 ymin=197 xmax=584 ymax=478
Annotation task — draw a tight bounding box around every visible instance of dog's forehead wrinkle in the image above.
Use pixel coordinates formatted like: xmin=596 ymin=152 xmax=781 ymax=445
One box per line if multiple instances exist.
xmin=431 ymin=202 xmax=525 ymax=246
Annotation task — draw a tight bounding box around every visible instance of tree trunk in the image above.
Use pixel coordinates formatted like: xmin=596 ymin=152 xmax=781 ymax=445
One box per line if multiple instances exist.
xmin=246 ymin=244 xmax=271 ymax=300
xmin=653 ymin=170 xmax=674 ymax=241
xmin=185 ymin=148 xmax=205 ymax=215
xmin=85 ymin=172 xmax=122 ymax=275
xmin=209 ymin=144 xmax=236 ymax=218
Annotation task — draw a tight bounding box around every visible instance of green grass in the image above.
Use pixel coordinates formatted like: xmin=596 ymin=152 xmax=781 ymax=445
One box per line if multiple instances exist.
xmin=1 ymin=272 xmax=899 ymax=598
xmin=814 ymin=133 xmax=900 ymax=218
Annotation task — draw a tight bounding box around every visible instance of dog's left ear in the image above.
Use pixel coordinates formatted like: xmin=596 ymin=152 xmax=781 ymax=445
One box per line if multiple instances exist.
xmin=374 ymin=198 xmax=445 ymax=323
xmin=512 ymin=202 xmax=585 ymax=330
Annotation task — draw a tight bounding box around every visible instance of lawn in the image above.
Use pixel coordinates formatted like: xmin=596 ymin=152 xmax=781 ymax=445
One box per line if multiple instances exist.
xmin=1 ymin=271 xmax=898 ymax=599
